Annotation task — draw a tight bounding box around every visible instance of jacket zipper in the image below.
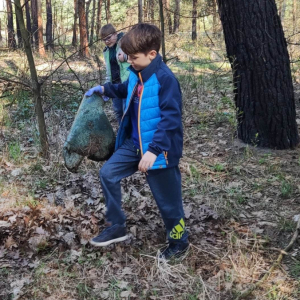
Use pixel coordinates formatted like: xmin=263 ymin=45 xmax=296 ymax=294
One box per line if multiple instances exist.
xmin=138 ymin=73 xmax=144 ymax=156
xmin=163 ymin=151 xmax=168 ymax=165
xmin=120 ymin=83 xmax=138 ymax=123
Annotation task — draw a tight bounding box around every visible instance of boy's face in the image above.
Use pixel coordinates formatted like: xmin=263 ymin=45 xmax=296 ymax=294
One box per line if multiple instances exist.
xmin=127 ymin=50 xmax=157 ymax=71
xmin=103 ymin=33 xmax=118 ymax=48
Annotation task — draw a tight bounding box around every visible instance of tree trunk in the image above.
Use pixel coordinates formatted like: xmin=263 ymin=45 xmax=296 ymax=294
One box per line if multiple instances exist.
xmin=158 ymin=0 xmax=166 ymax=62
xmin=212 ymin=0 xmax=217 ymax=36
xmin=37 ymin=0 xmax=45 ymax=56
xmin=85 ymin=0 xmax=91 ymax=42
xmin=90 ymin=0 xmax=96 ymax=44
xmin=25 ymin=0 xmax=33 ymax=46
xmin=163 ymin=0 xmax=172 ymax=34
xmin=96 ymin=0 xmax=102 ymax=39
xmin=216 ymin=0 xmax=299 ymax=149
xmin=149 ymin=0 xmax=154 ymax=21
xmin=173 ymin=0 xmax=180 ymax=33
xmin=72 ymin=0 xmax=78 ymax=46
xmin=293 ymin=0 xmax=297 ymax=33
xmin=46 ymin=0 xmax=53 ymax=50
xmin=14 ymin=0 xmax=49 ymax=158
xmin=0 ymin=18 xmax=2 ymax=42
xmin=6 ymin=0 xmax=16 ymax=49
xmin=138 ymin=0 xmax=143 ymax=23
xmin=16 ymin=13 xmax=23 ymax=47
xmin=31 ymin=0 xmax=39 ymax=49
xmin=78 ymin=0 xmax=90 ymax=57
xmin=192 ymin=0 xmax=197 ymax=40
xmin=105 ymin=0 xmax=111 ymax=23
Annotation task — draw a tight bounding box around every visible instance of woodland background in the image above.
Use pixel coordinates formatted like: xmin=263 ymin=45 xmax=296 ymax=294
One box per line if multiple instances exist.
xmin=1 ymin=0 xmax=300 ymax=299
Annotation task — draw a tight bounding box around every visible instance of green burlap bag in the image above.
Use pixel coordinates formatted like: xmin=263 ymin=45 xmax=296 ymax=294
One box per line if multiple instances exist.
xmin=63 ymin=94 xmax=115 ymax=172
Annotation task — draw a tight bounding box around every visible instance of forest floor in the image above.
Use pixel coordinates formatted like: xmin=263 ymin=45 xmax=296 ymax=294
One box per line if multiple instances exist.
xmin=1 ymin=44 xmax=300 ymax=300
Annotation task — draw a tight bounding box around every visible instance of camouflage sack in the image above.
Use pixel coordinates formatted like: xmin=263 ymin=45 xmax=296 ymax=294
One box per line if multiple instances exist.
xmin=63 ymin=94 xmax=115 ymax=172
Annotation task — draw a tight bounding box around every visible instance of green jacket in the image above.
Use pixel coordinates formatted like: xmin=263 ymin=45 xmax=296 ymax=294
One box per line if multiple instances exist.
xmin=103 ymin=33 xmax=130 ymax=83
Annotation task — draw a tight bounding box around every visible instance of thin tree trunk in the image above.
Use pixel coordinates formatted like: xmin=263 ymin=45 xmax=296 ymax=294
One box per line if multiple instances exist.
xmin=105 ymin=0 xmax=111 ymax=23
xmin=192 ymin=0 xmax=197 ymax=40
xmin=216 ymin=0 xmax=299 ymax=149
xmin=149 ymin=0 xmax=154 ymax=21
xmin=46 ymin=0 xmax=53 ymax=50
xmin=96 ymin=0 xmax=102 ymax=39
xmin=173 ymin=0 xmax=180 ymax=33
xmin=6 ymin=0 xmax=16 ymax=49
xmin=138 ymin=0 xmax=143 ymax=23
xmin=15 ymin=0 xmax=49 ymax=158
xmin=78 ymin=0 xmax=90 ymax=57
xmin=90 ymin=0 xmax=96 ymax=44
xmin=212 ymin=0 xmax=217 ymax=36
xmin=25 ymin=0 xmax=33 ymax=46
xmin=0 ymin=18 xmax=2 ymax=42
xmin=37 ymin=0 xmax=45 ymax=56
xmin=158 ymin=0 xmax=166 ymax=62
xmin=31 ymin=0 xmax=39 ymax=49
xmin=85 ymin=0 xmax=91 ymax=42
xmin=293 ymin=0 xmax=297 ymax=33
xmin=72 ymin=0 xmax=78 ymax=46
xmin=163 ymin=0 xmax=172 ymax=34
xmin=16 ymin=13 xmax=23 ymax=47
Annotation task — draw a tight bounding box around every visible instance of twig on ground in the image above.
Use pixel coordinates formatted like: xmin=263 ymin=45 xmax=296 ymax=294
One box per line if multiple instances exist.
xmin=235 ymin=217 xmax=300 ymax=300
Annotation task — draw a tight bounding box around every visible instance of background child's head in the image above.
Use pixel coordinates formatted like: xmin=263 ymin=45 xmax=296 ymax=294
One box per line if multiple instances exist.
xmin=100 ymin=24 xmax=118 ymax=48
xmin=120 ymin=24 xmax=161 ymax=71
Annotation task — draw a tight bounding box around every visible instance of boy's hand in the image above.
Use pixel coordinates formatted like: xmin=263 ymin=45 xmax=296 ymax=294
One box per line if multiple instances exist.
xmin=85 ymin=85 xmax=104 ymax=97
xmin=138 ymin=151 xmax=157 ymax=173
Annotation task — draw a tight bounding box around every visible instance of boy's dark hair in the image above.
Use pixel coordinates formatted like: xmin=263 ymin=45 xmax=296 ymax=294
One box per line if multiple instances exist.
xmin=120 ymin=23 xmax=161 ymax=55
xmin=100 ymin=24 xmax=116 ymax=38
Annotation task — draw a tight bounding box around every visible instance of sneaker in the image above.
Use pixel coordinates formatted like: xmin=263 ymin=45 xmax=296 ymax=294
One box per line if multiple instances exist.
xmin=90 ymin=224 xmax=128 ymax=247
xmin=160 ymin=242 xmax=190 ymax=261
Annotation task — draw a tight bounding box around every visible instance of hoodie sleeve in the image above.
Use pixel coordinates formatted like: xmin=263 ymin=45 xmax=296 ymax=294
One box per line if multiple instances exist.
xmin=147 ymin=73 xmax=182 ymax=156
xmin=103 ymin=80 xmax=129 ymax=99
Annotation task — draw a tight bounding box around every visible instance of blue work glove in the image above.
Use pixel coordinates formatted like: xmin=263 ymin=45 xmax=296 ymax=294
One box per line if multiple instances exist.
xmin=85 ymin=85 xmax=104 ymax=97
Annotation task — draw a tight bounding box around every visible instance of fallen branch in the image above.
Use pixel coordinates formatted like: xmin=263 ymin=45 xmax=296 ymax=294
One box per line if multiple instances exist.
xmin=235 ymin=217 xmax=300 ymax=300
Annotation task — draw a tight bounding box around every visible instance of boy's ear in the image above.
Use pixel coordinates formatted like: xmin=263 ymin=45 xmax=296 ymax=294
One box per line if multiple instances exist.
xmin=148 ymin=50 xmax=157 ymax=60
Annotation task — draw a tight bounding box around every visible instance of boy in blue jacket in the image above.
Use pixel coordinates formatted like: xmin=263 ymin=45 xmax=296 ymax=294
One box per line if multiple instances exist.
xmin=85 ymin=23 xmax=189 ymax=260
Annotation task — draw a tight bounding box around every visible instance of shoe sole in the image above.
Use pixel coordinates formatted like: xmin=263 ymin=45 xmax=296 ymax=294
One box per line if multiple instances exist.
xmin=90 ymin=235 xmax=128 ymax=247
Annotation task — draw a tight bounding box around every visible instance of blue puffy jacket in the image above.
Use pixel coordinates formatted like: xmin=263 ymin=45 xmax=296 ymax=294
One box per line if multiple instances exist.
xmin=104 ymin=54 xmax=183 ymax=170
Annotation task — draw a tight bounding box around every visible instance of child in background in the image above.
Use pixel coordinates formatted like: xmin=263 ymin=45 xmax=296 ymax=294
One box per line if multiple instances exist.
xmin=100 ymin=24 xmax=130 ymax=123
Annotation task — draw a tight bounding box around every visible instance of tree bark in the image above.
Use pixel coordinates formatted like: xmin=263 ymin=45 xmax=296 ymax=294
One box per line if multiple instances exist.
xmin=96 ymin=0 xmax=102 ymax=39
xmin=37 ymin=0 xmax=45 ymax=56
xmin=6 ymin=0 xmax=16 ymax=49
xmin=72 ymin=0 xmax=78 ymax=46
xmin=192 ymin=0 xmax=197 ymax=40
xmin=138 ymin=0 xmax=143 ymax=23
xmin=216 ymin=0 xmax=299 ymax=149
xmin=78 ymin=0 xmax=90 ymax=57
xmin=25 ymin=0 xmax=33 ymax=46
xmin=158 ymin=0 xmax=166 ymax=62
xmin=14 ymin=0 xmax=49 ymax=158
xmin=46 ymin=0 xmax=53 ymax=50
xmin=90 ymin=0 xmax=96 ymax=44
xmin=173 ymin=0 xmax=180 ymax=33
